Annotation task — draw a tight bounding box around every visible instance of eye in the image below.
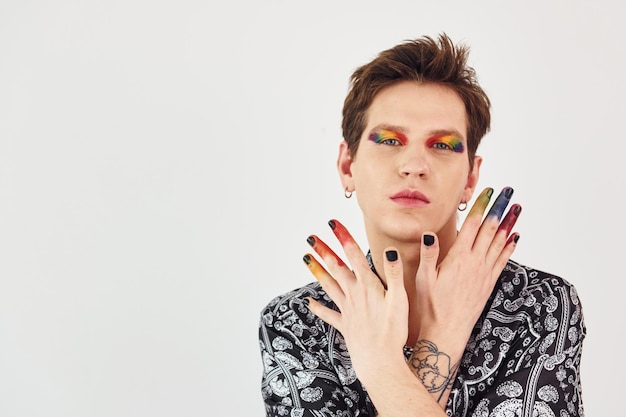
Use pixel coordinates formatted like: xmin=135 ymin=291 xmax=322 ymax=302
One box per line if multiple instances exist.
xmin=426 ymin=135 xmax=465 ymax=153
xmin=369 ymin=130 xmax=407 ymax=146
xmin=381 ymin=138 xmax=402 ymax=146
xmin=432 ymin=142 xmax=451 ymax=150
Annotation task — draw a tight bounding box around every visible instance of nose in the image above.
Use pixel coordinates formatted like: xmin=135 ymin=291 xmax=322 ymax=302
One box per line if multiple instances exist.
xmin=400 ymin=153 xmax=430 ymax=178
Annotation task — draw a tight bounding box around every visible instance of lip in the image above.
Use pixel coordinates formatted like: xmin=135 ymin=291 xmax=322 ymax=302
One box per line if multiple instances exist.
xmin=390 ymin=189 xmax=431 ymax=208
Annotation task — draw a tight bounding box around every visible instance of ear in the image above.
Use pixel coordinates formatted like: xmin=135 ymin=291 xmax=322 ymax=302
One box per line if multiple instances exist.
xmin=461 ymin=155 xmax=482 ymax=203
xmin=337 ymin=141 xmax=355 ymax=193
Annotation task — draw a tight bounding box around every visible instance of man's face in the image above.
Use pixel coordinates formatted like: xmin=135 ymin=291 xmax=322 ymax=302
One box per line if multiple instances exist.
xmin=338 ymin=80 xmax=481 ymax=244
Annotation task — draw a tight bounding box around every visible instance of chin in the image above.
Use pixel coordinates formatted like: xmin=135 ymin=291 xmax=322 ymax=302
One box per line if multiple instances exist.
xmin=381 ymin=217 xmax=427 ymax=243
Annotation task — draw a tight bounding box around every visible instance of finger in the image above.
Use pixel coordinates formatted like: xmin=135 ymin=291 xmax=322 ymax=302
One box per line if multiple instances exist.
xmin=416 ymin=232 xmax=439 ymax=281
xmin=305 ymin=297 xmax=343 ymax=331
xmin=328 ymin=219 xmax=372 ymax=278
xmin=456 ymin=187 xmax=494 ymax=248
xmin=307 ymin=234 xmax=346 ymax=268
xmin=497 ymin=204 xmax=522 ymax=236
xmin=307 ymin=234 xmax=356 ymax=288
xmin=506 ymin=232 xmax=520 ymax=246
xmin=490 ymin=233 xmax=520 ymax=281
xmin=472 ymin=187 xmax=514 ymax=252
xmin=485 ymin=186 xmax=514 ymax=221
xmin=303 ymin=254 xmax=345 ymax=303
xmin=467 ymin=187 xmax=495 ymax=219
xmin=382 ymin=248 xmax=405 ymax=301
xmin=485 ymin=204 xmax=522 ymax=265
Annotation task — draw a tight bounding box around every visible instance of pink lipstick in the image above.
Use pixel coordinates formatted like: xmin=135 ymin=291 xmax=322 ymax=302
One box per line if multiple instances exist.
xmin=390 ymin=190 xmax=430 ymax=208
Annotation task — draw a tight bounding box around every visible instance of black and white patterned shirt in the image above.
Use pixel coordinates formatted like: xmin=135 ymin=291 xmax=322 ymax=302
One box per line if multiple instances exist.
xmin=258 ymin=259 xmax=585 ymax=417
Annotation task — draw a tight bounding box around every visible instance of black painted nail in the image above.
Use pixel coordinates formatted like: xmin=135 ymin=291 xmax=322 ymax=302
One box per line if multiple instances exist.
xmin=302 ymin=298 xmax=310 ymax=307
xmin=303 ymin=255 xmax=312 ymax=264
xmin=514 ymin=234 xmax=520 ymax=243
xmin=486 ymin=188 xmax=494 ymax=198
xmin=307 ymin=236 xmax=315 ymax=246
xmin=504 ymin=187 xmax=514 ymax=199
xmin=385 ymin=250 xmax=398 ymax=262
xmin=423 ymin=234 xmax=435 ymax=246
xmin=328 ymin=220 xmax=336 ymax=230
xmin=513 ymin=205 xmax=522 ymax=216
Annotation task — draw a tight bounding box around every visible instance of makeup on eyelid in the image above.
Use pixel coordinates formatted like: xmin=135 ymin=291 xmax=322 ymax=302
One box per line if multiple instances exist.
xmin=425 ymin=134 xmax=465 ymax=153
xmin=369 ymin=129 xmax=464 ymax=153
xmin=368 ymin=129 xmax=408 ymax=145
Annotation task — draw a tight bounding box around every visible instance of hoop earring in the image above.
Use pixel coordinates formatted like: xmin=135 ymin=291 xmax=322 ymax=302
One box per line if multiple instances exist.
xmin=344 ymin=188 xmax=353 ymax=199
xmin=458 ymin=201 xmax=467 ymax=211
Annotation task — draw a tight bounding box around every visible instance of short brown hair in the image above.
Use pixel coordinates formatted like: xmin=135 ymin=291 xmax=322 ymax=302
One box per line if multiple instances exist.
xmin=342 ymin=33 xmax=490 ymax=168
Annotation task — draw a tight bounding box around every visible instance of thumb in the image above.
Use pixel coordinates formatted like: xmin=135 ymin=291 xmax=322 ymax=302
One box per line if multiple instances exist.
xmin=417 ymin=232 xmax=439 ymax=279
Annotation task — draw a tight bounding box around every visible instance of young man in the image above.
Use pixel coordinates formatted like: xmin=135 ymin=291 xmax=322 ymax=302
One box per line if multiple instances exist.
xmin=259 ymin=33 xmax=585 ymax=417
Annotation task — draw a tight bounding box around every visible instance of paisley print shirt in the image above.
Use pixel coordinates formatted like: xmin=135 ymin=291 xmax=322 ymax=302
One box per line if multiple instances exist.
xmin=258 ymin=259 xmax=585 ymax=417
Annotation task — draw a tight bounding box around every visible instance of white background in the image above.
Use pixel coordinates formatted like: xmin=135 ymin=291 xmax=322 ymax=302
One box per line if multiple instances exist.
xmin=1 ymin=1 xmax=623 ymax=416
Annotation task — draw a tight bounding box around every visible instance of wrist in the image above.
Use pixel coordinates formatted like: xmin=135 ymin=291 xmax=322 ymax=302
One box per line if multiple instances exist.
xmin=414 ymin=328 xmax=470 ymax=362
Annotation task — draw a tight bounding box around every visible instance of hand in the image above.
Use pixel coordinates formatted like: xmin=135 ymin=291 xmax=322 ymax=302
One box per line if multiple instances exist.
xmin=303 ymin=219 xmax=409 ymax=382
xmin=412 ymin=186 xmax=521 ymax=354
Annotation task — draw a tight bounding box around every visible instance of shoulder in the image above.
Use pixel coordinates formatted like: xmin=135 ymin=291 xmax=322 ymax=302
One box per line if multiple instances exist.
xmin=258 ymin=283 xmax=373 ymax=414
xmin=453 ymin=260 xmax=586 ymax=415
xmin=495 ymin=259 xmax=584 ymax=317
xmin=500 ymin=259 xmax=579 ymax=292
xmin=259 ymin=281 xmax=336 ymax=325
xmin=258 ymin=282 xmax=340 ymax=354
xmin=483 ymin=259 xmax=586 ymax=357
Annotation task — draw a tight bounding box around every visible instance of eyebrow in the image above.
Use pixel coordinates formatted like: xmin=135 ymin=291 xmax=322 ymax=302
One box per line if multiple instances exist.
xmin=425 ymin=129 xmax=465 ymax=141
xmin=369 ymin=124 xmax=409 ymax=134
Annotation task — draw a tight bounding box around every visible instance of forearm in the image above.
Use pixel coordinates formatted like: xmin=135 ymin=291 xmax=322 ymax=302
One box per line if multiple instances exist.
xmin=359 ymin=357 xmax=449 ymax=417
xmin=406 ymin=338 xmax=463 ymax=408
xmin=357 ymin=326 xmax=468 ymax=414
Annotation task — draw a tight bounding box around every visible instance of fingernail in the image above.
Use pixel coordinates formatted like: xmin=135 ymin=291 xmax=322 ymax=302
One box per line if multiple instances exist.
xmin=504 ymin=187 xmax=514 ymax=199
xmin=303 ymin=255 xmax=312 ymax=264
xmin=423 ymin=234 xmax=435 ymax=246
xmin=514 ymin=234 xmax=520 ymax=243
xmin=306 ymin=236 xmax=315 ymax=246
xmin=385 ymin=250 xmax=398 ymax=262
xmin=486 ymin=188 xmax=494 ymax=198
xmin=328 ymin=220 xmax=336 ymax=230
xmin=513 ymin=205 xmax=522 ymax=216
xmin=302 ymin=298 xmax=310 ymax=307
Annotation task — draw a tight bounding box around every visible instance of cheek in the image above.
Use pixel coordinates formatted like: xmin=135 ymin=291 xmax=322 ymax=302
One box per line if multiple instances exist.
xmin=435 ymin=170 xmax=471 ymax=203
xmin=451 ymin=164 xmax=472 ymax=187
xmin=353 ymin=162 xmax=385 ymax=188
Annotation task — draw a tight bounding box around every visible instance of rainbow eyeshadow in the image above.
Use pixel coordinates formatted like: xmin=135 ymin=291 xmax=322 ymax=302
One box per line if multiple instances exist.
xmin=368 ymin=129 xmax=408 ymax=145
xmin=426 ymin=134 xmax=465 ymax=153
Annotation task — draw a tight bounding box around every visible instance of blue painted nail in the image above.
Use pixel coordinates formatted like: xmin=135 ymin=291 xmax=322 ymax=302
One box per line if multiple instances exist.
xmin=487 ymin=187 xmax=514 ymax=220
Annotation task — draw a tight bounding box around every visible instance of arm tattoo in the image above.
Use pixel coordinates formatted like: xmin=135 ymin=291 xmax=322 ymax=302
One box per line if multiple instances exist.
xmin=408 ymin=340 xmax=460 ymax=401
